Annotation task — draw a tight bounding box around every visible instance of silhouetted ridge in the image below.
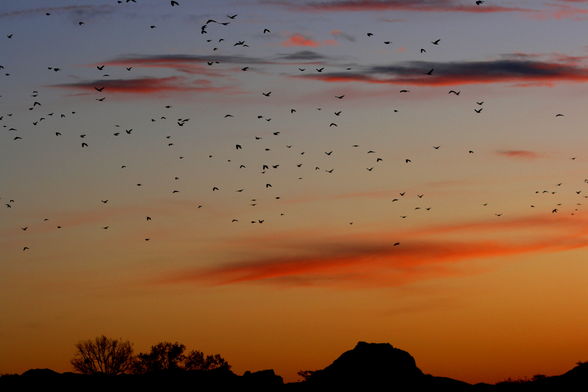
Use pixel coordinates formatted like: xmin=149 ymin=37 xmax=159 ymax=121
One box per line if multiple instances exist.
xmin=302 ymin=341 xmax=470 ymax=390
xmin=562 ymin=362 xmax=588 ymax=379
xmin=21 ymin=368 xmax=60 ymax=377
xmin=2 ymin=343 xmax=586 ymax=391
xmin=305 ymin=341 xmax=423 ymax=385
xmin=243 ymin=369 xmax=284 ymax=386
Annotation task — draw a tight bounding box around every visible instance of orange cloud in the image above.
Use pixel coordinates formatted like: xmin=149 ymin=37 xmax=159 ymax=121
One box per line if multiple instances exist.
xmin=155 ymin=213 xmax=588 ymax=289
xmin=496 ymin=150 xmax=544 ymax=159
xmin=281 ymin=33 xmax=338 ymax=47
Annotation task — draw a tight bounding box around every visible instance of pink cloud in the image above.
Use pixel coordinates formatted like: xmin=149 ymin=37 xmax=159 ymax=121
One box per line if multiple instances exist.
xmin=496 ymin=150 xmax=544 ymax=159
xmin=281 ymin=33 xmax=338 ymax=47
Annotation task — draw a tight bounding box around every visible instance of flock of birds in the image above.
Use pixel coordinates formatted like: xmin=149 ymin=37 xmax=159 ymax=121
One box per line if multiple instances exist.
xmin=2 ymin=0 xmax=587 ymax=254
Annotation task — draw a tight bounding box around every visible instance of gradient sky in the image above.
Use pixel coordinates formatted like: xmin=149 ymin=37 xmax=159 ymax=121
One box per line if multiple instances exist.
xmin=2 ymin=0 xmax=588 ymax=384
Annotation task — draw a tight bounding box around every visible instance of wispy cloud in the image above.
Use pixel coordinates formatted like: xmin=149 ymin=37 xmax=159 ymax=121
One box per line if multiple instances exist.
xmin=266 ymin=0 xmax=588 ymax=20
xmin=281 ymin=33 xmax=338 ymax=47
xmin=155 ymin=213 xmax=588 ymax=288
xmin=0 ymin=5 xmax=115 ymax=19
xmin=527 ymin=3 xmax=588 ymax=20
xmin=330 ymin=29 xmax=356 ymax=42
xmin=276 ymin=50 xmax=329 ymax=61
xmin=265 ymin=0 xmax=530 ymax=14
xmin=51 ymin=77 xmax=234 ymax=95
xmin=100 ymin=52 xmax=334 ymax=74
xmin=297 ymin=58 xmax=588 ymax=87
xmin=496 ymin=150 xmax=544 ymax=159
xmin=102 ymin=54 xmax=265 ymax=75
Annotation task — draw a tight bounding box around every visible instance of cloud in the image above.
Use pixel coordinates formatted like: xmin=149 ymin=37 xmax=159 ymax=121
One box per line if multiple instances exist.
xmin=267 ymin=0 xmax=588 ymax=20
xmin=276 ymin=50 xmax=328 ymax=61
xmin=101 ymin=52 xmax=334 ymax=74
xmin=527 ymin=4 xmax=588 ymax=20
xmin=496 ymin=150 xmax=544 ymax=159
xmin=281 ymin=33 xmax=338 ymax=47
xmin=103 ymin=54 xmax=267 ymax=75
xmin=0 ymin=5 xmax=115 ymax=19
xmin=380 ymin=17 xmax=407 ymax=22
xmin=265 ymin=0 xmax=530 ymax=13
xmin=155 ymin=213 xmax=588 ymax=288
xmin=51 ymin=77 xmax=233 ymax=95
xmin=330 ymin=29 xmax=356 ymax=42
xmin=296 ymin=58 xmax=588 ymax=87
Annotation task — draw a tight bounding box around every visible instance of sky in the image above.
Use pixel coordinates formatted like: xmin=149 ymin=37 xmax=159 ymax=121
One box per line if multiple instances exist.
xmin=1 ymin=0 xmax=588 ymax=384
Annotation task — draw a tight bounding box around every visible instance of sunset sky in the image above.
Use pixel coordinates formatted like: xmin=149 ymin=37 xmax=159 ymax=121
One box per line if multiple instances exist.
xmin=2 ymin=0 xmax=588 ymax=383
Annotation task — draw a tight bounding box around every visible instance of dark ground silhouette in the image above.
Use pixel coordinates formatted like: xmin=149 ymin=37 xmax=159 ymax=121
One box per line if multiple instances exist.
xmin=1 ymin=342 xmax=587 ymax=391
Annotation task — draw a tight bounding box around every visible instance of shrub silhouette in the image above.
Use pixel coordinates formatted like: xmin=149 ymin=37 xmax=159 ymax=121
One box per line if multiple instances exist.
xmin=185 ymin=350 xmax=231 ymax=371
xmin=133 ymin=342 xmax=186 ymax=374
xmin=132 ymin=342 xmax=231 ymax=374
xmin=70 ymin=335 xmax=134 ymax=375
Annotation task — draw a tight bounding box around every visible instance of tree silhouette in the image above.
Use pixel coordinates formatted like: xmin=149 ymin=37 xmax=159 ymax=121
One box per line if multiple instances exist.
xmin=70 ymin=335 xmax=134 ymax=375
xmin=184 ymin=350 xmax=231 ymax=371
xmin=133 ymin=341 xmax=186 ymax=374
xmin=132 ymin=343 xmax=232 ymax=374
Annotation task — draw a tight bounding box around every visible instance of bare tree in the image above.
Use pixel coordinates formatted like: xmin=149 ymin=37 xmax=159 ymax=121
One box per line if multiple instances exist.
xmin=71 ymin=335 xmax=134 ymax=375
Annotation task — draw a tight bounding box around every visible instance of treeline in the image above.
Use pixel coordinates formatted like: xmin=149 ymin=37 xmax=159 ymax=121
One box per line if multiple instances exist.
xmin=70 ymin=335 xmax=230 ymax=375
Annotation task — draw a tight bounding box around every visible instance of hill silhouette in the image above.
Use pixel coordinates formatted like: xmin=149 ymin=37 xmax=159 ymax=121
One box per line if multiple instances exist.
xmin=296 ymin=341 xmax=470 ymax=391
xmin=1 ymin=342 xmax=586 ymax=391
